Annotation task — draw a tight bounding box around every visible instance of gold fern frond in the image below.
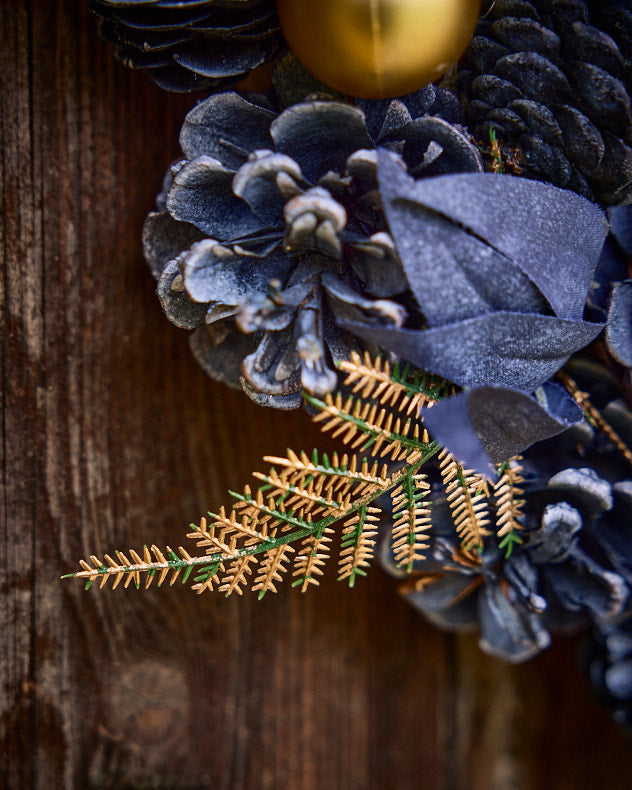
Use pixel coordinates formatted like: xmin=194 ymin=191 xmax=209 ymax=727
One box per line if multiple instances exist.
xmin=391 ymin=472 xmax=431 ymax=571
xmin=494 ymin=457 xmax=526 ymax=538
xmin=252 ymin=543 xmax=296 ymax=598
xmin=338 ymin=350 xmax=446 ymax=416
xmin=439 ymin=450 xmax=491 ymax=551
xmin=292 ymin=527 xmax=334 ymax=592
xmin=188 ymin=511 xmax=271 ymax=556
xmin=216 ymin=555 xmax=258 ymax=596
xmin=191 ymin=560 xmax=224 ymax=594
xmin=69 ymin=544 xmax=199 ymax=590
xmin=229 ymin=485 xmax=284 ymax=530
xmin=230 ymin=481 xmax=316 ymax=532
xmin=65 ymin=354 xmax=450 ymax=596
xmin=560 ymin=372 xmax=632 ymax=467
xmin=185 ymin=516 xmax=234 ymax=556
xmin=263 ymin=449 xmax=390 ymax=499
xmin=338 ymin=505 xmax=381 ymax=586
xmin=251 ymin=467 xmax=349 ymax=521
xmin=308 ymin=391 xmax=430 ymax=463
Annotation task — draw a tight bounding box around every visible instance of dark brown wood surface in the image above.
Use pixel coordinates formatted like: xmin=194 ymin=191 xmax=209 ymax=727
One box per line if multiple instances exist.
xmin=2 ymin=2 xmax=632 ymax=788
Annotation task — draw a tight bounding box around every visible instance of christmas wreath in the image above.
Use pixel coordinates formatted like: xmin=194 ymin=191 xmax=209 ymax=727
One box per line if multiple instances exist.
xmin=70 ymin=0 xmax=632 ymax=730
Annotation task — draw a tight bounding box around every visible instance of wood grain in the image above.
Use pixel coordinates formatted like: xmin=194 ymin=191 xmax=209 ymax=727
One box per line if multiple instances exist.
xmin=2 ymin=1 xmax=632 ymax=787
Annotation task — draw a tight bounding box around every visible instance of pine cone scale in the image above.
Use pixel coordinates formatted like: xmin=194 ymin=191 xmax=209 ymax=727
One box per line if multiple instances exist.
xmin=172 ymin=37 xmax=274 ymax=79
xmin=492 ymin=17 xmax=561 ymax=58
xmin=553 ymin=103 xmax=604 ymax=175
xmin=493 ymin=53 xmax=572 ymax=102
xmin=109 ymin=7 xmax=214 ymax=30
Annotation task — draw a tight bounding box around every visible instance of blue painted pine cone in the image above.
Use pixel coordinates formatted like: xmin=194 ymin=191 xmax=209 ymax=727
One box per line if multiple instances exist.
xmin=89 ymin=0 xmax=285 ymax=92
xmin=458 ymin=0 xmax=632 ymax=204
xmin=143 ymin=88 xmax=482 ymax=407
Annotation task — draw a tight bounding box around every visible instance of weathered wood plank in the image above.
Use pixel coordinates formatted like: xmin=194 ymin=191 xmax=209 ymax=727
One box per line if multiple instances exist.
xmin=2 ymin=1 xmax=632 ymax=788
xmin=2 ymin=2 xmax=43 ymax=787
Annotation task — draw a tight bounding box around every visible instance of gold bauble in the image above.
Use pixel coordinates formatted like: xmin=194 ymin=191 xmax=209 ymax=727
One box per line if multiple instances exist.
xmin=276 ymin=0 xmax=482 ymax=99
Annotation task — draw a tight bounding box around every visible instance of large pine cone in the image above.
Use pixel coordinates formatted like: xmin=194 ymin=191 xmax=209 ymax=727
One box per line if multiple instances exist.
xmin=89 ymin=0 xmax=285 ymax=92
xmin=458 ymin=0 xmax=632 ymax=205
xmin=143 ymin=88 xmax=482 ymax=407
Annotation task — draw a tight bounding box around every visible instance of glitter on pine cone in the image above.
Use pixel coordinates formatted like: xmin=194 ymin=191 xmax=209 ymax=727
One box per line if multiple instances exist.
xmin=458 ymin=0 xmax=632 ymax=205
xmin=88 ymin=0 xmax=285 ymax=92
xmin=142 ymin=88 xmax=482 ymax=407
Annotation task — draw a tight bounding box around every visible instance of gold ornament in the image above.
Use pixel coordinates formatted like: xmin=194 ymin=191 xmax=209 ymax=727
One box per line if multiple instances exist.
xmin=276 ymin=0 xmax=482 ymax=99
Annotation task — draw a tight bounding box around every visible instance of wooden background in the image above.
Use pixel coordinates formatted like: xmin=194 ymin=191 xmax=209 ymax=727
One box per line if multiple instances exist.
xmin=2 ymin=2 xmax=632 ymax=787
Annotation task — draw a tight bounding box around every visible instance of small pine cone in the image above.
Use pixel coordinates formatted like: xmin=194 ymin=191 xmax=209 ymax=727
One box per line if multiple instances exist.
xmin=89 ymin=0 xmax=285 ymax=93
xmin=458 ymin=0 xmax=632 ymax=204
